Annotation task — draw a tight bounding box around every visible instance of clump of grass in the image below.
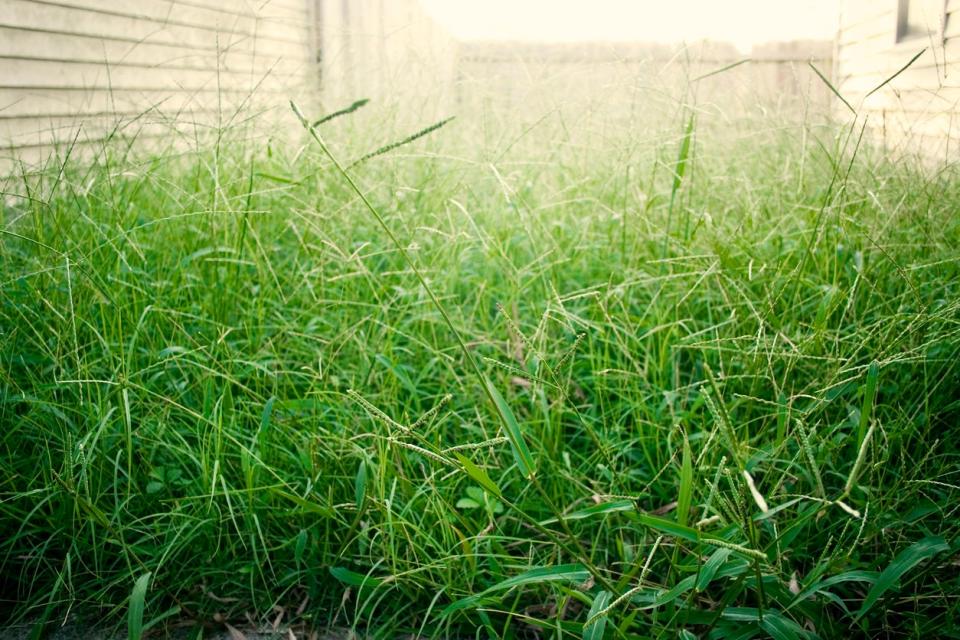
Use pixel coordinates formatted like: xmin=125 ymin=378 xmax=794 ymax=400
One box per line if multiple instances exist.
xmin=0 ymin=89 xmax=958 ymax=640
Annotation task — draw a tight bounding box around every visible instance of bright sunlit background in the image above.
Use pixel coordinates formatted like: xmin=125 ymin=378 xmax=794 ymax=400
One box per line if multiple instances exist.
xmin=420 ymin=0 xmax=839 ymax=52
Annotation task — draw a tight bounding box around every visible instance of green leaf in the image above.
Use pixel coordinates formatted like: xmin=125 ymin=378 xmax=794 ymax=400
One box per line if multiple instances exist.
xmin=864 ymin=48 xmax=927 ymax=99
xmin=312 ymin=97 xmax=370 ymax=126
xmin=857 ymin=361 xmax=878 ymax=449
xmin=809 ymin=60 xmax=855 ymax=115
xmin=677 ymin=431 xmax=693 ymax=526
xmin=454 ymin=452 xmax=502 ymax=499
xmin=753 ymin=497 xmax=805 ymax=522
xmin=635 ymin=513 xmax=701 ymax=543
xmin=354 ymin=459 xmax=367 ymax=509
xmin=540 ymin=499 xmax=635 ymax=525
xmin=854 ymin=536 xmax=949 ymax=621
xmin=634 ymin=561 xmax=751 ymax=611
xmin=789 ymin=570 xmax=877 ymax=608
xmin=142 ymin=606 xmax=181 ymax=634
xmin=293 ymin=529 xmax=308 ymax=566
xmin=481 ymin=563 xmax=590 ymax=592
xmin=441 ymin=564 xmax=589 ymax=617
xmin=272 ymin=489 xmax=336 ymax=517
xmin=633 ymin=513 xmax=766 ymax=560
xmin=696 ymin=547 xmax=732 ymax=592
xmin=128 ymin=572 xmax=152 ymax=640
xmin=759 ymin=613 xmax=805 ymax=640
xmin=255 ymin=172 xmax=298 ymax=185
xmin=672 ymin=113 xmax=695 ymax=194
xmin=583 ymin=590 xmax=612 ymax=640
xmin=714 ymin=608 xmax=810 ymax=640
xmin=259 ymin=396 xmax=276 ymax=436
xmin=486 ymin=378 xmax=536 ymax=478
xmin=456 ymin=497 xmax=481 ymax=510
xmin=634 ymin=574 xmax=698 ymax=610
xmin=330 ymin=566 xmax=385 ymax=590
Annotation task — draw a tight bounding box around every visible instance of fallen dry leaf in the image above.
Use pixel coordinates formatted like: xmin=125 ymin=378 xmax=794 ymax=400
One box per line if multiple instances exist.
xmin=652 ymin=501 xmax=678 ymax=515
xmin=789 ymin=571 xmax=800 ymax=595
xmin=224 ymin=622 xmax=247 ymax=640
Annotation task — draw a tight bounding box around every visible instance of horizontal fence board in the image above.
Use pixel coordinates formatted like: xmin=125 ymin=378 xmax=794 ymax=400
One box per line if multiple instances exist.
xmin=22 ymin=0 xmax=310 ymax=34
xmin=0 ymin=111 xmax=217 ymax=147
xmin=839 ymin=1 xmax=896 ymax=34
xmin=838 ymin=3 xmax=957 ymax=49
xmin=0 ymin=0 xmax=309 ymax=54
xmin=0 ymin=87 xmax=300 ymax=119
xmin=165 ymin=0 xmax=308 ymax=20
xmin=836 ymin=44 xmax=952 ymax=82
xmin=837 ymin=8 xmax=896 ymax=44
xmin=26 ymin=0 xmax=309 ymax=42
xmin=0 ymin=125 xmax=284 ymax=175
xmin=859 ymin=86 xmax=960 ymax=112
xmin=1 ymin=105 xmax=301 ymax=149
xmin=864 ymin=109 xmax=960 ymax=138
xmin=1 ymin=0 xmax=316 ymax=161
xmin=2 ymin=57 xmax=310 ymax=92
xmin=838 ymin=62 xmax=959 ymax=95
xmin=837 ymin=33 xmax=940 ymax=61
xmin=0 ymin=27 xmax=312 ymax=73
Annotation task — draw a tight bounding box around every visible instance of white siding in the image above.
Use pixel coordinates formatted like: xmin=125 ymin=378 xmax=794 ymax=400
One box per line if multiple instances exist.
xmin=317 ymin=0 xmax=458 ymax=118
xmin=836 ymin=0 xmax=960 ymax=159
xmin=1 ymin=0 xmax=318 ymax=169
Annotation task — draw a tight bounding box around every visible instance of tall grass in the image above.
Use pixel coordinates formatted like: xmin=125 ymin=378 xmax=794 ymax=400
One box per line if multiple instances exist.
xmin=1 ymin=89 xmax=959 ymax=640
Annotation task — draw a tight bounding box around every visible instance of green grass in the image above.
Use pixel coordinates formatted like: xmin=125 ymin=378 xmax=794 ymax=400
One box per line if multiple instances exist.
xmin=1 ymin=97 xmax=959 ymax=640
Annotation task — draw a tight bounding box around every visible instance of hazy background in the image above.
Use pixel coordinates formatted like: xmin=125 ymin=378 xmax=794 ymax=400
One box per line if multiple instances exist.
xmin=420 ymin=0 xmax=838 ymax=52
xmin=312 ymin=0 xmax=840 ymax=166
xmin=3 ymin=0 xmax=955 ymax=168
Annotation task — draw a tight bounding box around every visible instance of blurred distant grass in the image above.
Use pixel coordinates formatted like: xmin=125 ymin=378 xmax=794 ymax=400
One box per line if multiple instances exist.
xmin=1 ymin=95 xmax=959 ymax=640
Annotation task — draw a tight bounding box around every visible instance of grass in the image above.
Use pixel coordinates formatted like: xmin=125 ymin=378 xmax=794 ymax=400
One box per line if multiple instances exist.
xmin=1 ymin=91 xmax=959 ymax=640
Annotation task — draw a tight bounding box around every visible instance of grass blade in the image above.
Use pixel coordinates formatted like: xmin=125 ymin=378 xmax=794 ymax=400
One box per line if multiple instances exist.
xmin=808 ymin=60 xmax=855 ymax=115
xmin=857 ymin=361 xmax=879 ymax=450
xmin=128 ymin=572 xmax=152 ymax=640
xmin=257 ymin=396 xmax=275 ymax=451
xmin=354 ymin=459 xmax=367 ymax=509
xmin=454 ymin=452 xmax=502 ymax=499
xmin=666 ymin=111 xmax=696 ymax=250
xmin=540 ymin=499 xmax=635 ymax=525
xmin=441 ymin=564 xmax=590 ymax=617
xmin=692 ymin=58 xmax=750 ymax=82
xmin=636 ymin=513 xmax=701 ymax=543
xmin=485 ymin=377 xmax=536 ymax=479
xmin=789 ymin=570 xmax=878 ymax=607
xmin=854 ymin=536 xmax=949 ymax=621
xmin=757 ymin=611 xmax=808 ymax=640
xmin=290 ymin=102 xmax=533 ymax=483
xmin=350 ymin=116 xmax=456 ymax=168
xmin=677 ymin=430 xmax=694 ymax=526
xmin=673 ymin=114 xmax=695 ymax=195
xmin=864 ymin=49 xmax=926 ymax=99
xmin=330 ymin=566 xmax=385 ymax=590
xmin=583 ymin=590 xmax=613 ymax=640
xmin=696 ymin=547 xmax=733 ymax=592
xmin=312 ymin=98 xmax=370 ymax=126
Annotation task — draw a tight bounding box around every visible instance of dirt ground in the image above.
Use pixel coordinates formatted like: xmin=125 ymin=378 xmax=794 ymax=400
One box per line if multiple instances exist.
xmin=4 ymin=623 xmax=359 ymax=640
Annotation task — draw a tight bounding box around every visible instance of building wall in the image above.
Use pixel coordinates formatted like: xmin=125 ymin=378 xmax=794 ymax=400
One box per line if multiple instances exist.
xmin=0 ymin=0 xmax=319 ymax=169
xmin=836 ymin=0 xmax=960 ymax=159
xmin=454 ymin=40 xmax=834 ymax=148
xmin=316 ymin=0 xmax=458 ymax=117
